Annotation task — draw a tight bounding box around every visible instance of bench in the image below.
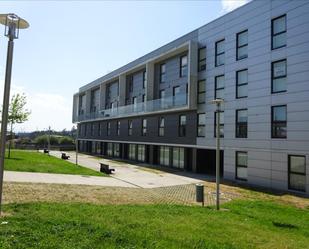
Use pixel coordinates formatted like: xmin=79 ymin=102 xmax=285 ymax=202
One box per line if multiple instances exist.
xmin=100 ymin=163 xmax=115 ymax=174
xmin=61 ymin=152 xmax=70 ymax=160
xmin=43 ymin=149 xmax=49 ymax=154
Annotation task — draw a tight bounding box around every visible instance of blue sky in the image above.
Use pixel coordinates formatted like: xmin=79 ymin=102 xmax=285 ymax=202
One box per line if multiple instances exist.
xmin=0 ymin=0 xmax=248 ymax=132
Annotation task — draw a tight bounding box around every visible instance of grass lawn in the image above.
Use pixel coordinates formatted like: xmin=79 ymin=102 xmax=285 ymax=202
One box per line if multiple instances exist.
xmin=0 ymin=200 xmax=308 ymax=249
xmin=4 ymin=150 xmax=105 ymax=176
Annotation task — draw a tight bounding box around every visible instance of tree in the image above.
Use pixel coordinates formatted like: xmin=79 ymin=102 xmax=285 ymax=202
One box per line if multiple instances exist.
xmin=34 ymin=135 xmax=59 ymax=146
xmin=7 ymin=93 xmax=31 ymax=158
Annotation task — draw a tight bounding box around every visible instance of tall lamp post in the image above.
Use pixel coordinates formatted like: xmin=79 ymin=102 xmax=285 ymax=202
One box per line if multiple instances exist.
xmin=211 ymin=98 xmax=224 ymax=211
xmin=0 ymin=13 xmax=29 ymax=215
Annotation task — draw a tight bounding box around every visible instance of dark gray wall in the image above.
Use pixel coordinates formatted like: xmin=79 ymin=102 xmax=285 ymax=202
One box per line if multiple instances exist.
xmin=79 ymin=110 xmax=197 ymax=145
xmin=126 ymin=69 xmax=146 ymax=104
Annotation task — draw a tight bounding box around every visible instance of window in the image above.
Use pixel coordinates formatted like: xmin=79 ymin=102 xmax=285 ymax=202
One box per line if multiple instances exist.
xmin=172 ymin=147 xmax=185 ymax=169
xmin=215 ymin=39 xmax=225 ymax=66
xmin=83 ymin=124 xmax=86 ymax=136
xmin=90 ymin=123 xmax=94 ymax=136
xmin=137 ymin=145 xmax=145 ymax=162
xmin=272 ymin=15 xmax=286 ymax=50
xmin=198 ymin=47 xmax=206 ymax=71
xmin=79 ymin=94 xmax=86 ymax=115
xmin=159 ymin=146 xmax=170 ymax=166
xmin=160 ymin=89 xmax=165 ymax=107
xmin=214 ymin=111 xmax=224 ymax=137
xmin=143 ymin=71 xmax=147 ymax=88
xmin=236 ymin=69 xmax=248 ymax=98
xmin=159 ymin=117 xmax=165 ymax=136
xmin=179 ymin=115 xmax=186 ymax=137
xmin=160 ymin=63 xmax=166 ymax=83
xmin=236 ymin=30 xmax=248 ymax=60
xmin=107 ymin=122 xmax=111 ymax=136
xmin=215 ymin=75 xmax=225 ymax=99
xmin=288 ymin=155 xmax=306 ymax=192
xmin=128 ymin=144 xmax=136 ymax=160
xmin=142 ymin=94 xmax=146 ymax=103
xmin=173 ymin=86 xmax=180 ymax=96
xmin=98 ymin=122 xmax=101 ymax=136
xmin=132 ymin=97 xmax=137 ymax=111
xmin=129 ymin=76 xmax=133 ymax=92
xmin=90 ymin=88 xmax=99 ymax=112
xmin=180 ymin=55 xmax=188 ymax=77
xmin=114 ymin=143 xmax=120 ymax=158
xmin=272 ymin=59 xmax=287 ymax=93
xmin=142 ymin=119 xmax=147 ymax=136
xmin=197 ymin=113 xmax=206 ymax=137
xmin=128 ymin=120 xmax=133 ymax=136
xmin=117 ymin=121 xmax=120 ymax=136
xmin=271 ymin=105 xmax=287 ymax=138
xmin=198 ymin=79 xmax=206 ymax=104
xmin=236 ymin=109 xmax=248 ymax=138
xmin=78 ymin=124 xmax=82 ymax=136
xmin=236 ymin=151 xmax=248 ymax=181
xmin=107 ymin=143 xmax=113 ymax=157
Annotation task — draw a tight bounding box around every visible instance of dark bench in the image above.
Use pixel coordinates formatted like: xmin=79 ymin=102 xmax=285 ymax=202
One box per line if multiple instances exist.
xmin=100 ymin=163 xmax=115 ymax=174
xmin=43 ymin=149 xmax=49 ymax=154
xmin=61 ymin=152 xmax=70 ymax=160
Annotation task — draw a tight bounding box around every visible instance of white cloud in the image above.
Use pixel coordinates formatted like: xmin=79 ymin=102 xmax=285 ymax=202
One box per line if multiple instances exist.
xmin=221 ymin=0 xmax=250 ymax=13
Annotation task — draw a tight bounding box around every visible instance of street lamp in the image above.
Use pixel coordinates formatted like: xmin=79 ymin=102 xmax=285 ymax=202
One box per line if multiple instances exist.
xmin=211 ymin=98 xmax=224 ymax=210
xmin=0 ymin=13 xmax=29 ymax=215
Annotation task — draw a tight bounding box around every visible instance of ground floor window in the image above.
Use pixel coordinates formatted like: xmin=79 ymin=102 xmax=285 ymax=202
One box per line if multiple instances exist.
xmin=107 ymin=143 xmax=113 ymax=157
xmin=114 ymin=143 xmax=120 ymax=158
xmin=128 ymin=144 xmax=136 ymax=160
xmin=137 ymin=145 xmax=145 ymax=162
xmin=288 ymin=155 xmax=306 ymax=192
xmin=159 ymin=146 xmax=170 ymax=166
xmin=236 ymin=151 xmax=248 ymax=181
xmin=172 ymin=147 xmax=185 ymax=169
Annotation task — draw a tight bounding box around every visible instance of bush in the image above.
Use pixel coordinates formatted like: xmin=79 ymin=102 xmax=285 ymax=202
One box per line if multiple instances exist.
xmin=34 ymin=135 xmax=59 ymax=146
xmin=59 ymin=136 xmax=74 ymax=145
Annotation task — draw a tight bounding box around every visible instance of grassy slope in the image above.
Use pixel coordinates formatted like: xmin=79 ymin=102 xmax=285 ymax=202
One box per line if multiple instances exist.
xmin=4 ymin=150 xmax=105 ymax=177
xmin=0 ymin=200 xmax=308 ymax=249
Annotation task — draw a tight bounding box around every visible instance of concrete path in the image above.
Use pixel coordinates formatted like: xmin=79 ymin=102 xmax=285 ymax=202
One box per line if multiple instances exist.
xmin=4 ymin=171 xmax=135 ymax=187
xmin=49 ymin=151 xmax=206 ymax=188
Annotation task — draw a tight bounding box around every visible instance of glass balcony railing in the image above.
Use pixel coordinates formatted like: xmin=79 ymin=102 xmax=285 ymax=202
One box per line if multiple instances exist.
xmin=77 ymin=93 xmax=188 ymax=122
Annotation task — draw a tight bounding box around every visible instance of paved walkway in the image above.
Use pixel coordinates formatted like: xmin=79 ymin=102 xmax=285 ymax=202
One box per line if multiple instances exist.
xmin=50 ymin=151 xmax=206 ymax=188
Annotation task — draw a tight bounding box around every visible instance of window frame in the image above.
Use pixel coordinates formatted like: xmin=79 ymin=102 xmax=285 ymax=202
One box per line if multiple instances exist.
xmin=271 ymin=59 xmax=287 ymax=94
xmin=236 ymin=30 xmax=248 ymax=61
xmin=236 ymin=69 xmax=248 ymax=99
xmin=215 ymin=75 xmax=225 ymax=99
xmin=288 ymin=155 xmax=306 ymax=192
xmin=214 ymin=111 xmax=224 ymax=138
xmin=271 ymin=14 xmax=287 ymax=50
xmin=271 ymin=105 xmax=287 ymax=139
xmin=197 ymin=79 xmax=206 ymax=104
xmin=179 ymin=55 xmax=188 ymax=78
xmin=197 ymin=113 xmax=206 ymax=137
xmin=143 ymin=70 xmax=147 ymax=89
xmin=179 ymin=115 xmax=187 ymax=137
xmin=198 ymin=46 xmax=206 ymax=71
xmin=215 ymin=39 xmax=225 ymax=67
xmin=128 ymin=120 xmax=133 ymax=136
xmin=159 ymin=117 xmax=165 ymax=137
xmin=236 ymin=109 xmax=248 ymax=138
xmin=117 ymin=121 xmax=120 ymax=136
xmin=142 ymin=118 xmax=147 ymax=136
xmin=236 ymin=151 xmax=248 ymax=181
xmin=159 ymin=63 xmax=166 ymax=83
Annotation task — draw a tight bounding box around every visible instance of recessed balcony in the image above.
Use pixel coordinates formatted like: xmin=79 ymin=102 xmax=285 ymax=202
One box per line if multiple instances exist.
xmin=77 ymin=93 xmax=188 ymax=122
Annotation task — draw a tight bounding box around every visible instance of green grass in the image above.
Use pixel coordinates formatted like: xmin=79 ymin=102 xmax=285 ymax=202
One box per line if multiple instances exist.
xmin=1 ymin=200 xmax=308 ymax=249
xmin=4 ymin=150 xmax=105 ymax=177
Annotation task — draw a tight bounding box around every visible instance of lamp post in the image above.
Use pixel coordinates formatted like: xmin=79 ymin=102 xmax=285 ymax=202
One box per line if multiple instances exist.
xmin=0 ymin=13 xmax=29 ymax=215
xmin=75 ymin=124 xmax=78 ymax=165
xmin=211 ymin=98 xmax=224 ymax=211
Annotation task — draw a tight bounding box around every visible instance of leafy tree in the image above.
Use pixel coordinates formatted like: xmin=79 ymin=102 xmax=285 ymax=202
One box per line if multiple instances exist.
xmin=34 ymin=135 xmax=59 ymax=146
xmin=8 ymin=94 xmax=31 ymax=158
xmin=59 ymin=136 xmax=74 ymax=145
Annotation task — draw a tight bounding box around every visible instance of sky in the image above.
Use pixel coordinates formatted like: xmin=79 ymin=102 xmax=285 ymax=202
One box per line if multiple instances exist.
xmin=0 ymin=0 xmax=249 ymax=132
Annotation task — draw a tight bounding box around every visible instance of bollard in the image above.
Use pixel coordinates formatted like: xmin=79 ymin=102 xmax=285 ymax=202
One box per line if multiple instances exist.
xmin=196 ymin=184 xmax=204 ymax=206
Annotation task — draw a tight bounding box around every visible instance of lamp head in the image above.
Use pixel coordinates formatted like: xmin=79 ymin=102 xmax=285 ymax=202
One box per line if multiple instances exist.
xmin=0 ymin=13 xmax=29 ymax=39
xmin=210 ymin=98 xmax=224 ymax=105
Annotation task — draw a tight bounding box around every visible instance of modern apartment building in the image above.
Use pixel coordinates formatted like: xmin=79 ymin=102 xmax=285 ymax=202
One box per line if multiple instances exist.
xmin=72 ymin=0 xmax=309 ymax=194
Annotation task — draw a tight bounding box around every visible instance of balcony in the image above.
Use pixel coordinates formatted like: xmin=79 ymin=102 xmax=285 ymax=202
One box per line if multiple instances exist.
xmin=77 ymin=93 xmax=187 ymax=122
